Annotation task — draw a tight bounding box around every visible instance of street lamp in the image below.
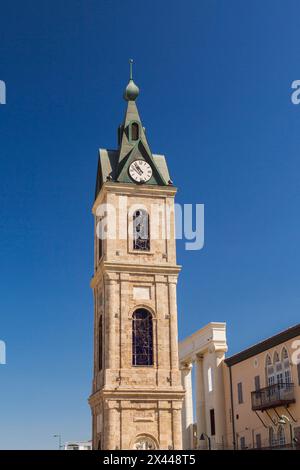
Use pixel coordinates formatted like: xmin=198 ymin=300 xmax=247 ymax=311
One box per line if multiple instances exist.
xmin=53 ymin=434 xmax=62 ymax=450
xmin=278 ymin=415 xmax=293 ymax=448
xmin=199 ymin=432 xmax=211 ymax=450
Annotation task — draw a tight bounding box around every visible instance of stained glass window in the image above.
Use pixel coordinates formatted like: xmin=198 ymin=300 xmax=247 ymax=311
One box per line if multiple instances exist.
xmin=132 ymin=309 xmax=153 ymax=366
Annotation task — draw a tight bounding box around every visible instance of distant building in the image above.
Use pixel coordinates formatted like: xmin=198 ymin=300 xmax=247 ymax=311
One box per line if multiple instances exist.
xmin=64 ymin=440 xmax=92 ymax=450
xmin=179 ymin=323 xmax=300 ymax=450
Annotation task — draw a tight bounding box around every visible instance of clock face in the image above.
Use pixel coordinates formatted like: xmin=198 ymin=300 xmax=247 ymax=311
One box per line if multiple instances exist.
xmin=129 ymin=160 xmax=153 ymax=183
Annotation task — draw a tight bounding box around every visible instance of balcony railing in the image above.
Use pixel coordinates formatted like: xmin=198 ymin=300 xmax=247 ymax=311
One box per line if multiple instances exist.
xmin=251 ymin=382 xmax=295 ymax=411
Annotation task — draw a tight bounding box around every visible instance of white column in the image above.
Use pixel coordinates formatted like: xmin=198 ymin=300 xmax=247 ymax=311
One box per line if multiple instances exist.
xmin=212 ymin=350 xmax=226 ymax=449
xmin=181 ymin=363 xmax=194 ymax=449
xmin=195 ymin=355 xmax=207 ymax=449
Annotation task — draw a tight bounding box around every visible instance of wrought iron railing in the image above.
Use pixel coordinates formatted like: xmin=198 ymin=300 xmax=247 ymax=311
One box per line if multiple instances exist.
xmin=251 ymin=382 xmax=295 ymax=411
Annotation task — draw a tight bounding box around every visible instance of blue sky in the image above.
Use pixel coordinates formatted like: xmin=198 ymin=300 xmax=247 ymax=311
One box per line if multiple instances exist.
xmin=0 ymin=0 xmax=300 ymax=449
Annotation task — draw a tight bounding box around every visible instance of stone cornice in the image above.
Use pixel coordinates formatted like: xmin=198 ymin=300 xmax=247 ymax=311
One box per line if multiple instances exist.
xmin=88 ymin=388 xmax=185 ymax=407
xmin=91 ymin=262 xmax=181 ymax=288
xmin=92 ymin=182 xmax=177 ymax=214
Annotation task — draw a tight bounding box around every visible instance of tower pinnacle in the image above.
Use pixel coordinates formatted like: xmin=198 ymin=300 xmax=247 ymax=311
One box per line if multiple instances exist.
xmin=129 ymin=58 xmax=133 ymax=80
xmin=124 ymin=59 xmax=139 ymax=101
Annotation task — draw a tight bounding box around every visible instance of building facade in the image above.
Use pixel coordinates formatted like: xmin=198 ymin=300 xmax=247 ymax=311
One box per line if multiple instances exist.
xmin=179 ymin=323 xmax=228 ymax=450
xmin=224 ymin=324 xmax=300 ymax=450
xmin=89 ymin=65 xmax=184 ymax=450
xmin=64 ymin=441 xmax=92 ymax=450
xmin=179 ymin=323 xmax=300 ymax=450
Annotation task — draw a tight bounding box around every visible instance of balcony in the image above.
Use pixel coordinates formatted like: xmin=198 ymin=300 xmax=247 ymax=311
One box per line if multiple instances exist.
xmin=251 ymin=383 xmax=295 ymax=411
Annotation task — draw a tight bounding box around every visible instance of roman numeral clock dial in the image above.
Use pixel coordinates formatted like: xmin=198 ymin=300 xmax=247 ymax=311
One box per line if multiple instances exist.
xmin=129 ymin=160 xmax=153 ymax=183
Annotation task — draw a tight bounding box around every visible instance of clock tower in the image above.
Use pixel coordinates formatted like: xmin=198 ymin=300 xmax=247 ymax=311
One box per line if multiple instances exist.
xmin=89 ymin=62 xmax=184 ymax=450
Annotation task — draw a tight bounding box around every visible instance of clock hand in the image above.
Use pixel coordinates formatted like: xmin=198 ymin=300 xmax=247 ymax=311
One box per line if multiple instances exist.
xmin=134 ymin=163 xmax=143 ymax=175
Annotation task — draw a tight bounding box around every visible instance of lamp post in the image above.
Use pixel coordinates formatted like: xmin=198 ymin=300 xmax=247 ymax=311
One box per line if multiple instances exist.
xmin=278 ymin=415 xmax=293 ymax=448
xmin=199 ymin=432 xmax=211 ymax=450
xmin=53 ymin=434 xmax=62 ymax=450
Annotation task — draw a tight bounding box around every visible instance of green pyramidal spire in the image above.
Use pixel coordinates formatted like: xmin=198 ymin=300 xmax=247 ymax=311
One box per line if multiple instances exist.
xmin=95 ymin=61 xmax=172 ymax=198
xmin=116 ymin=60 xmax=167 ymax=185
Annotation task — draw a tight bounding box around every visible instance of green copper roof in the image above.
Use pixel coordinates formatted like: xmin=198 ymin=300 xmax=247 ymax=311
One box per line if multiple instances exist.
xmin=95 ymin=149 xmax=171 ymax=199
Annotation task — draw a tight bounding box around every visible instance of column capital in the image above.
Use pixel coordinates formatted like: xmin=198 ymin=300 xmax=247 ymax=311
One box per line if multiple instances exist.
xmin=168 ymin=275 xmax=178 ymax=285
xmin=172 ymin=401 xmax=183 ymax=411
xmin=193 ymin=354 xmax=204 ymax=364
xmin=104 ymin=272 xmax=119 ymax=283
xmin=180 ymin=362 xmax=193 ymax=371
xmin=207 ymin=343 xmax=227 ymax=357
xmin=104 ymin=400 xmax=120 ymax=410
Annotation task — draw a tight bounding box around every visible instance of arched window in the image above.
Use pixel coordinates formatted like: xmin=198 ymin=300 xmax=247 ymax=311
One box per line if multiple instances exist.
xmin=97 ymin=216 xmax=103 ymax=261
xmin=274 ymin=351 xmax=280 ymax=363
xmin=266 ymin=355 xmax=274 ymax=386
xmin=281 ymin=347 xmax=292 ymax=385
xmin=131 ymin=122 xmax=139 ymax=141
xmin=278 ymin=425 xmax=286 ymax=447
xmin=282 ymin=348 xmax=288 ymax=360
xmin=133 ymin=209 xmax=150 ymax=251
xmin=269 ymin=427 xmax=277 ymax=447
xmin=284 ymin=368 xmax=291 ymax=384
xmin=273 ymin=350 xmax=284 ymax=386
xmin=132 ymin=309 xmax=153 ymax=366
xmin=98 ymin=316 xmax=103 ymax=370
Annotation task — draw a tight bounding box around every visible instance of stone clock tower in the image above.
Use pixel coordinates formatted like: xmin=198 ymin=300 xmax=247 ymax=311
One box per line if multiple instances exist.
xmin=89 ymin=62 xmax=184 ymax=450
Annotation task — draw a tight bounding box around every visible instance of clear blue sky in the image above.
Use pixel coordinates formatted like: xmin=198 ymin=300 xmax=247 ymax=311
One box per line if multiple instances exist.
xmin=0 ymin=0 xmax=300 ymax=449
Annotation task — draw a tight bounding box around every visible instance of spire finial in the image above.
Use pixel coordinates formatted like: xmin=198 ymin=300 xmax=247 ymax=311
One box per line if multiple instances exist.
xmin=129 ymin=59 xmax=133 ymax=80
xmin=124 ymin=59 xmax=139 ymax=101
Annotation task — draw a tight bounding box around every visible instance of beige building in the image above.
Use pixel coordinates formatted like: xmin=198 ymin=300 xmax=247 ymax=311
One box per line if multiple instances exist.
xmin=88 ymin=65 xmax=184 ymax=450
xmin=223 ymin=324 xmax=300 ymax=450
xmin=179 ymin=323 xmax=300 ymax=450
